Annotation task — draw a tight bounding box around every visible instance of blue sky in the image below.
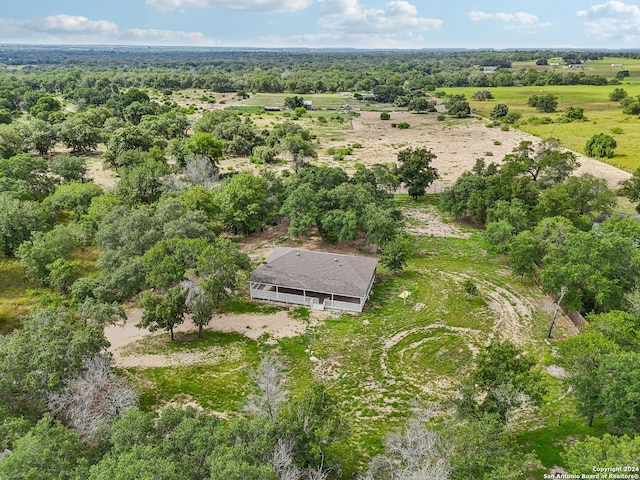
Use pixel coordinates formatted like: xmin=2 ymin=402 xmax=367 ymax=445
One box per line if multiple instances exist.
xmin=0 ymin=1 xmax=639 ymax=49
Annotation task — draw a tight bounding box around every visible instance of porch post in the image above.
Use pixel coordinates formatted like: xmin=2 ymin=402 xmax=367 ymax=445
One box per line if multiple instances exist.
xmin=303 ymin=289 xmax=307 ymax=305
xmin=276 ymin=285 xmax=279 ymax=300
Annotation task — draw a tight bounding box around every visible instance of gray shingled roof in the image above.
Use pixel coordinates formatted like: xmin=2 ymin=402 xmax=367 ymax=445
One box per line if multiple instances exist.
xmin=249 ymin=248 xmax=377 ymax=298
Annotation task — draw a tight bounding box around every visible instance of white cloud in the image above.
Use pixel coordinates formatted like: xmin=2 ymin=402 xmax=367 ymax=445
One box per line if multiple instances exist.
xmin=468 ymin=10 xmax=550 ymax=32
xmin=146 ymin=0 xmax=311 ymax=13
xmin=577 ymin=1 xmax=640 ymax=41
xmin=0 ymin=15 xmax=216 ymax=45
xmin=317 ymin=0 xmax=442 ymax=35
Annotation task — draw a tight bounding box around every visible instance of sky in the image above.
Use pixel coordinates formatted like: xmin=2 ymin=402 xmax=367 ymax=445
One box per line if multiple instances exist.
xmin=0 ymin=1 xmax=639 ymax=49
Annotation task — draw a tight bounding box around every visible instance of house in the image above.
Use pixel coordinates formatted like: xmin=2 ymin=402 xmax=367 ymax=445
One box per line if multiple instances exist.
xmin=612 ymin=63 xmax=623 ymax=68
xmin=303 ymin=100 xmax=313 ymax=109
xmin=264 ymin=105 xmax=281 ymax=111
xmin=483 ymin=66 xmax=498 ymax=73
xmin=249 ymin=248 xmax=377 ymax=313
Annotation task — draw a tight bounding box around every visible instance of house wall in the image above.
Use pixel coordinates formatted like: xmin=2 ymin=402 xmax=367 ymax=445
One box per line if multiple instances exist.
xmin=249 ymin=283 xmax=364 ymax=312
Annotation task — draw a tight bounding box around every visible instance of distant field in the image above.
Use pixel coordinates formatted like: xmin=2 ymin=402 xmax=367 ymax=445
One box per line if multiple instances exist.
xmin=441 ymin=84 xmax=640 ymax=171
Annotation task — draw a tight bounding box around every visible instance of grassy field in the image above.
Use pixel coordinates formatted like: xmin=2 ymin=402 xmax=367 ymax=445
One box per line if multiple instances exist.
xmin=176 ymin=77 xmax=640 ymax=172
xmin=441 ymin=83 xmax=640 ymax=171
xmin=0 ymin=260 xmax=57 ymax=334
xmin=0 ymin=246 xmax=99 ymax=334
xmin=124 ymin=194 xmax=598 ymax=476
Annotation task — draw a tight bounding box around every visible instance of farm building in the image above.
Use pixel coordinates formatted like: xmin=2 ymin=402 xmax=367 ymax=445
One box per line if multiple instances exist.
xmin=249 ymin=248 xmax=377 ymax=313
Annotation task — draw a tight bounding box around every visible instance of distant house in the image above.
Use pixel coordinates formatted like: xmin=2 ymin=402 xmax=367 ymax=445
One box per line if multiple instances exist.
xmin=342 ymin=104 xmax=353 ymax=111
xmin=483 ymin=66 xmax=498 ymax=73
xmin=612 ymin=63 xmax=623 ymax=68
xmin=303 ymin=100 xmax=313 ymax=109
xmin=264 ymin=105 xmax=281 ymax=111
xmin=550 ymin=62 xmax=560 ymax=67
xmin=249 ymin=247 xmax=378 ymax=313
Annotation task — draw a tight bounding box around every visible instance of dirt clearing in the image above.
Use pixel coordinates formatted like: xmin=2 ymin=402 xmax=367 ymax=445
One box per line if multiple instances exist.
xmin=105 ymin=308 xmax=324 ymax=368
xmin=344 ymin=111 xmax=630 ymax=190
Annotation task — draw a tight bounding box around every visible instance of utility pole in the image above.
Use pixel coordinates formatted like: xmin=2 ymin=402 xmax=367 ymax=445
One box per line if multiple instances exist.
xmin=547 ymin=286 xmax=567 ymax=339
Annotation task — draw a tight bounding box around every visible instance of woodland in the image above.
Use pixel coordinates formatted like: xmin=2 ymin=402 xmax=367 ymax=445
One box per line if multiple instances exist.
xmin=2 ymin=47 xmax=640 ymax=479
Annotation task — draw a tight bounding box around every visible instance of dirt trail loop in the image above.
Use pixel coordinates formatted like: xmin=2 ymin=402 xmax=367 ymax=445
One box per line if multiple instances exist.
xmin=437 ymin=270 xmax=534 ymax=346
xmin=379 ymin=324 xmax=482 ymax=397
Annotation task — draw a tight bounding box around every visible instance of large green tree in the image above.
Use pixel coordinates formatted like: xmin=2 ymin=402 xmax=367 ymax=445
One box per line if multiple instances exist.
xmin=0 ymin=415 xmax=85 ymax=480
xmin=220 ymin=173 xmax=268 ymax=235
xmin=137 ymin=286 xmax=187 ymax=341
xmin=559 ymin=332 xmax=619 ymax=427
xmin=0 ymin=193 xmax=48 ymax=256
xmin=564 ymin=434 xmax=640 ymax=475
xmin=396 ymin=147 xmax=439 ymax=201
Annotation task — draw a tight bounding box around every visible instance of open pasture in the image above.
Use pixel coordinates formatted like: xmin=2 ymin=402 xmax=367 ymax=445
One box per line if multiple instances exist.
xmin=442 ymin=83 xmax=640 ymax=171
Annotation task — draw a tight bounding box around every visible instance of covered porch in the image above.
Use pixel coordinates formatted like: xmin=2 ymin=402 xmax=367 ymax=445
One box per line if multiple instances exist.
xmin=249 ymin=282 xmax=363 ymax=312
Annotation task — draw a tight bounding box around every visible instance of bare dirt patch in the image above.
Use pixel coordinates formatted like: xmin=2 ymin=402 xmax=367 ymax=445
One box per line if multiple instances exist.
xmin=86 ymin=159 xmax=117 ymax=190
xmin=238 ymin=221 xmax=376 ymax=262
xmin=105 ymin=308 xmax=324 ymax=368
xmin=344 ymin=111 xmax=631 ymax=189
xmin=217 ymin=109 xmax=630 ymax=190
xmin=402 ymin=205 xmax=471 ymax=238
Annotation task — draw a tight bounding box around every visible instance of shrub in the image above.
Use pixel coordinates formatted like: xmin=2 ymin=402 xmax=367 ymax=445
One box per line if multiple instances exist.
xmin=558 ymin=106 xmax=585 ymax=123
xmin=447 ymin=94 xmax=471 ymax=118
xmin=609 ymin=88 xmax=628 ymax=102
xmin=472 ymin=90 xmax=494 ymax=101
xmin=585 ymin=133 xmax=617 ymax=158
xmin=437 ymin=114 xmax=446 ymax=121
xmin=528 ymin=94 xmax=558 ymax=113
xmin=528 ymin=116 xmax=553 ymax=125
xmin=380 ymin=112 xmax=391 ymax=120
xmin=622 ymin=100 xmax=640 ymax=115
xmin=463 ymin=279 xmax=480 ymax=299
xmin=490 ymin=103 xmax=509 ymax=120
xmin=397 ymin=122 xmax=410 ymax=129
xmin=503 ymin=112 xmax=521 ymax=124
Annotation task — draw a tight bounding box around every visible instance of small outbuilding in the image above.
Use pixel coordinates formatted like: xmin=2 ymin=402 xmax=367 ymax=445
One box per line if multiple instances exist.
xmin=249 ymin=248 xmax=377 ymax=312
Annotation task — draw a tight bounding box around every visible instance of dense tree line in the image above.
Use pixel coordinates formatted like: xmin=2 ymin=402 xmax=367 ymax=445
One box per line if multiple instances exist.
xmin=441 ymin=139 xmax=640 ymax=313
xmin=0 ymin=47 xmax=616 ymax=120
